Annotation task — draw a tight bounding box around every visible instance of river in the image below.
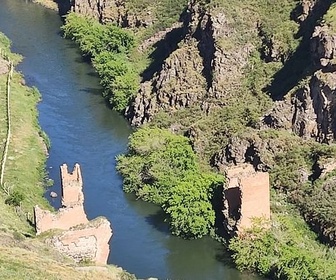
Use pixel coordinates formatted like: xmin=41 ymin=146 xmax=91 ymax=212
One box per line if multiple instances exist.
xmin=0 ymin=1 xmax=259 ymax=279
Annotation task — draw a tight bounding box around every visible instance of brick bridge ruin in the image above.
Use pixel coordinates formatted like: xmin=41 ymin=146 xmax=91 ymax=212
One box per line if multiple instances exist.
xmin=34 ymin=163 xmax=112 ymax=264
xmin=223 ymin=164 xmax=271 ymax=235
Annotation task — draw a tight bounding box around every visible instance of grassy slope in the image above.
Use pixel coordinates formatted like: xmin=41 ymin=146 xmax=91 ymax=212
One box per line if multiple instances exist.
xmin=0 ymin=34 xmax=135 ymax=280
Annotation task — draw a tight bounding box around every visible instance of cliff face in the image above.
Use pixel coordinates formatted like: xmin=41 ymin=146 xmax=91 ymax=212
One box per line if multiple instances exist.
xmin=72 ymin=0 xmax=153 ymax=26
xmin=126 ymin=1 xmax=253 ymax=126
xmin=67 ymin=0 xmax=336 ymax=247
xmin=262 ymin=14 xmax=336 ymax=143
xmin=72 ymin=0 xmax=107 ymax=21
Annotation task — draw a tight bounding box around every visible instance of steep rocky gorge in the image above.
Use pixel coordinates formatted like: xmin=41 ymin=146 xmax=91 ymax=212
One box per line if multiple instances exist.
xmin=125 ymin=1 xmax=253 ymax=126
xmin=20 ymin=0 xmax=336 ymax=278
xmin=71 ymin=0 xmax=336 ymax=146
xmin=263 ymin=5 xmax=336 ymax=144
xmin=64 ymin=0 xmax=336 ymax=250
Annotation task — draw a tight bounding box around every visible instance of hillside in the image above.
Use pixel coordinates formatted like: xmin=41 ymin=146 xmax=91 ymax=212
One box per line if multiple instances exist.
xmin=33 ymin=0 xmax=336 ymax=278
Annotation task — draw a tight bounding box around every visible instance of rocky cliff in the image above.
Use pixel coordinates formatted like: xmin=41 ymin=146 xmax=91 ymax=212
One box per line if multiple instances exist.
xmin=71 ymin=0 xmax=154 ymax=26
xmin=66 ymin=0 xmax=336 ymax=250
xmin=126 ymin=1 xmax=253 ymax=127
xmin=261 ymin=0 xmax=336 ymax=144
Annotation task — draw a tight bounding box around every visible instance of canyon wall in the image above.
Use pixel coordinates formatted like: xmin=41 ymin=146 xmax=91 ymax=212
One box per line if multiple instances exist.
xmin=125 ymin=0 xmax=253 ymax=127
xmin=262 ymin=0 xmax=336 ymax=143
xmin=71 ymin=0 xmax=153 ymax=26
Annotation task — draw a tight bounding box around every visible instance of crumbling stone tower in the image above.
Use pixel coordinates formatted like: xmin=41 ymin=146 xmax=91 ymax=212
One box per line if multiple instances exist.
xmin=223 ymin=164 xmax=270 ymax=236
xmin=60 ymin=163 xmax=84 ymax=207
xmin=34 ymin=163 xmax=113 ymax=264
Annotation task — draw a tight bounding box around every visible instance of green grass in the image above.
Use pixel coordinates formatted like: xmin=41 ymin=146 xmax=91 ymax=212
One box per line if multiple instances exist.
xmin=229 ymin=191 xmax=336 ymax=279
xmin=324 ymin=2 xmax=336 ymax=32
xmin=0 ymin=69 xmax=51 ymax=235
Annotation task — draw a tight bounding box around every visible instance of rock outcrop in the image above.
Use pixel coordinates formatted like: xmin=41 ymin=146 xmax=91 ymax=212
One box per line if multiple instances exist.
xmin=126 ymin=0 xmax=253 ymax=126
xmin=311 ymin=24 xmax=336 ymax=68
xmin=262 ymin=71 xmax=336 ymax=143
xmin=223 ymin=164 xmax=270 ymax=236
xmin=212 ymin=134 xmax=285 ymax=172
xmin=262 ymin=13 xmax=336 ymax=143
xmin=294 ymin=0 xmax=318 ymax=22
xmin=126 ymin=40 xmax=207 ymax=126
xmin=72 ymin=0 xmax=112 ymax=22
xmin=34 ymin=163 xmax=112 ymax=264
xmin=72 ymin=0 xmax=153 ymax=26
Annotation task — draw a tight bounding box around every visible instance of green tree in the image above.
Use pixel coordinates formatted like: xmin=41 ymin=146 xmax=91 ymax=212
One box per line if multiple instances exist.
xmin=117 ymin=127 xmax=224 ymax=238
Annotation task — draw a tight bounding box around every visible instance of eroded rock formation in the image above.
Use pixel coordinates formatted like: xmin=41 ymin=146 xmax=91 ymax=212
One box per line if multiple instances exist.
xmin=262 ymin=70 xmax=336 ymax=143
xmin=72 ymin=0 xmax=153 ymax=26
xmin=126 ymin=0 xmax=253 ymax=126
xmin=34 ymin=163 xmax=112 ymax=264
xmin=223 ymin=164 xmax=270 ymax=236
xmin=72 ymin=0 xmax=115 ymax=22
xmin=295 ymin=0 xmax=318 ymax=22
xmin=311 ymin=24 xmax=336 ymax=68
xmin=262 ymin=11 xmax=336 ymax=143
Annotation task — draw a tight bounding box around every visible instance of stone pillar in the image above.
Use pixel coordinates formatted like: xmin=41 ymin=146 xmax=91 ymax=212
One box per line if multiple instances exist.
xmin=223 ymin=164 xmax=270 ymax=236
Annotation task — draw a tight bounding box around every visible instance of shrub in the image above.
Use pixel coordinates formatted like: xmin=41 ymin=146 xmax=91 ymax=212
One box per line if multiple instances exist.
xmin=117 ymin=127 xmax=224 ymax=238
xmin=5 ymin=190 xmax=25 ymax=207
xmin=62 ymin=13 xmax=138 ymax=113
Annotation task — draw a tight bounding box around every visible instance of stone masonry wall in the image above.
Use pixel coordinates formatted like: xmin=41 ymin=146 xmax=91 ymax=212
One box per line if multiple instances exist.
xmin=34 ymin=204 xmax=88 ymax=235
xmin=49 ymin=217 xmax=112 ymax=264
xmin=34 ymin=163 xmax=88 ymax=234
xmin=223 ymin=164 xmax=270 ymax=235
xmin=61 ymin=163 xmax=84 ymax=207
xmin=34 ymin=163 xmax=113 ymax=264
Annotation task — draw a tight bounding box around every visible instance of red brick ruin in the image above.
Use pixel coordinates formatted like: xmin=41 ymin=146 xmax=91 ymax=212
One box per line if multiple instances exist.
xmin=34 ymin=163 xmax=112 ymax=264
xmin=223 ymin=164 xmax=270 ymax=235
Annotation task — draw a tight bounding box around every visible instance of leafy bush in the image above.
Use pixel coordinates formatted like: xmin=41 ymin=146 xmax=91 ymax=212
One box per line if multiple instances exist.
xmin=163 ymin=173 xmax=222 ymax=238
xmin=117 ymin=127 xmax=224 ymax=238
xmin=62 ymin=13 xmax=138 ymax=113
xmin=5 ymin=190 xmax=25 ymax=207
xmin=229 ymin=214 xmax=336 ymax=279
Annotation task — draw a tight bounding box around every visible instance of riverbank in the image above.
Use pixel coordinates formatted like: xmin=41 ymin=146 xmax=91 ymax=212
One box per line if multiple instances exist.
xmin=32 ymin=0 xmax=58 ymax=11
xmin=0 ymin=31 xmax=135 ymax=280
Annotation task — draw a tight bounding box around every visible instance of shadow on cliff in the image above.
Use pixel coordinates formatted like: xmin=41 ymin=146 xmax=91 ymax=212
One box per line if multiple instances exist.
xmin=267 ymin=0 xmax=333 ymax=100
xmin=140 ymin=7 xmax=191 ymax=82
xmin=52 ymin=0 xmax=71 ymax=16
xmin=141 ymin=26 xmax=186 ymax=82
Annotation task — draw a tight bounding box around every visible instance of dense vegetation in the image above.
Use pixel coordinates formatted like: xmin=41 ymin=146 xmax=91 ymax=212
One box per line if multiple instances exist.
xmin=117 ymin=127 xmax=224 ymax=238
xmin=62 ymin=13 xmax=138 ymax=112
xmin=229 ymin=203 xmax=336 ymax=279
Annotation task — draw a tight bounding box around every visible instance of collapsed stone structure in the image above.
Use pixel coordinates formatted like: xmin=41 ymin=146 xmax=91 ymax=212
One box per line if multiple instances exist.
xmin=223 ymin=164 xmax=270 ymax=236
xmin=34 ymin=163 xmax=112 ymax=264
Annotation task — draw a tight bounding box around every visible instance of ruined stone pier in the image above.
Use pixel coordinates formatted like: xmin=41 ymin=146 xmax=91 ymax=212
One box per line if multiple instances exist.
xmin=223 ymin=164 xmax=270 ymax=236
xmin=34 ymin=163 xmax=112 ymax=264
